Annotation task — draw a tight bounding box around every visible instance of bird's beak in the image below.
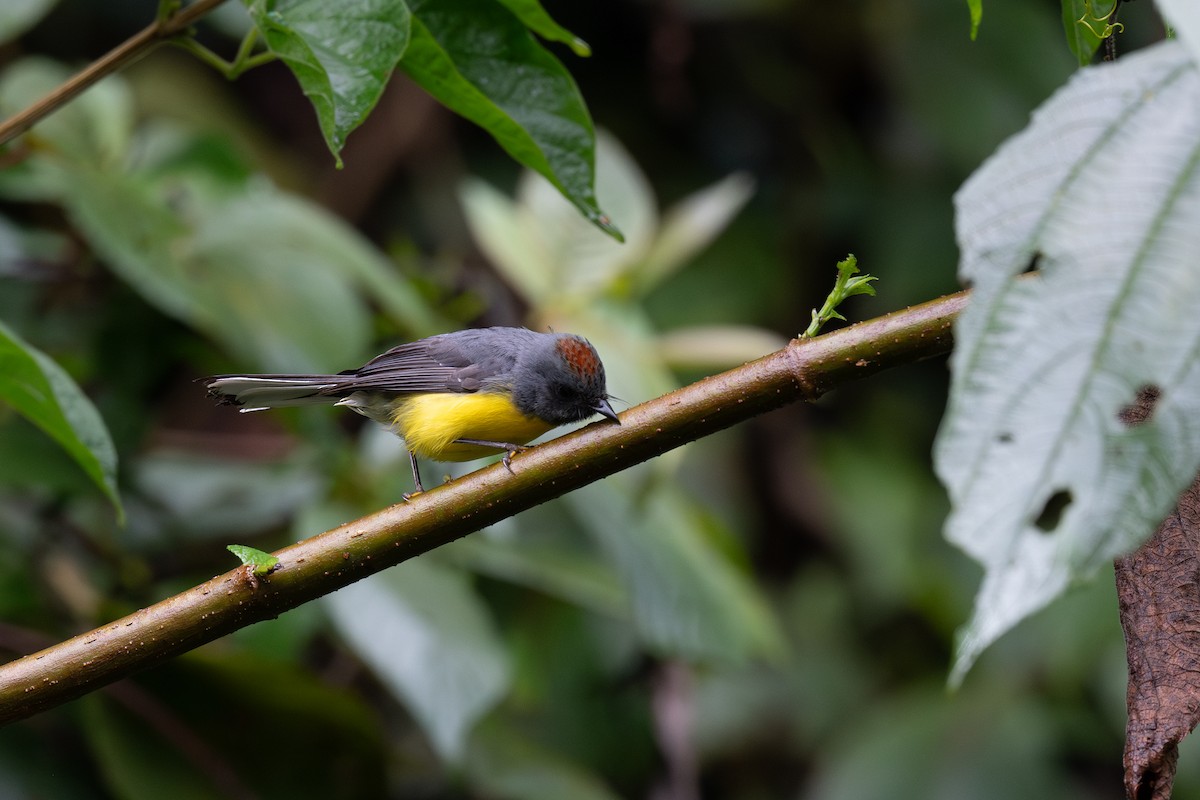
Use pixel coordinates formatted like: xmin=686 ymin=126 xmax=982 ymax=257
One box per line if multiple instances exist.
xmin=593 ymin=397 xmax=620 ymax=424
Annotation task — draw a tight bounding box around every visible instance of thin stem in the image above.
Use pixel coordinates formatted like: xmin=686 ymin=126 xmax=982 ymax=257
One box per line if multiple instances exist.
xmin=229 ymin=27 xmax=267 ymax=77
xmin=171 ymin=27 xmax=275 ymax=79
xmin=0 ymin=0 xmax=230 ymax=147
xmin=170 ymin=38 xmax=236 ymax=75
xmin=0 ymin=289 xmax=969 ymax=725
xmin=156 ymin=0 xmax=183 ymax=24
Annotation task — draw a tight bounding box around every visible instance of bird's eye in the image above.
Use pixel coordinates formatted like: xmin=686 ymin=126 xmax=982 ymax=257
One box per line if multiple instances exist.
xmin=553 ymin=384 xmax=575 ymax=400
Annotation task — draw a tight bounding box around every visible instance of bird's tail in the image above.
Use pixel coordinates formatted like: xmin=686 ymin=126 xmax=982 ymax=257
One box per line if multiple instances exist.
xmin=204 ymin=374 xmax=349 ymax=412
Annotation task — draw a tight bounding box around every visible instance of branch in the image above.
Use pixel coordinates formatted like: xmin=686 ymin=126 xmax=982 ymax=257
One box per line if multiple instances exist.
xmin=0 ymin=0 xmax=229 ymax=148
xmin=0 ymin=290 xmax=968 ymax=724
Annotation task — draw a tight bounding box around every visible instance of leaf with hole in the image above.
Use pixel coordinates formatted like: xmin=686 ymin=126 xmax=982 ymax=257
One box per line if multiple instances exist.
xmin=936 ymin=40 xmax=1200 ymax=683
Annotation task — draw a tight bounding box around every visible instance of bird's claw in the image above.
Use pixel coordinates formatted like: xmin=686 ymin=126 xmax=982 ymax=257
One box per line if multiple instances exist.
xmin=501 ymin=445 xmax=529 ymax=474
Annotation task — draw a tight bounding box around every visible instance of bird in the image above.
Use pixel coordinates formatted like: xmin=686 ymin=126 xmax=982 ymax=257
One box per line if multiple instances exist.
xmin=204 ymin=327 xmax=619 ymax=493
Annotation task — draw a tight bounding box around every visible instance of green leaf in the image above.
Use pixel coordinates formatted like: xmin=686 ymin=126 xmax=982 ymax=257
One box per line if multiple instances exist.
xmin=81 ymin=653 xmax=386 ymax=798
xmin=443 ymin=534 xmax=628 ymax=617
xmin=494 ymin=0 xmax=590 ymax=56
xmin=180 ymin=187 xmax=379 ymax=370
xmin=967 ymin=0 xmax=982 ymax=39
xmin=401 ymin=0 xmax=619 ymax=240
xmin=83 ymin=696 xmax=221 ymax=800
xmin=803 ymin=254 xmax=878 ymax=337
xmin=0 ymin=57 xmax=132 ymax=165
xmin=3 ymin=68 xmax=428 ymax=371
xmin=518 ymin=131 xmax=655 ymax=296
xmin=460 ymin=132 xmax=752 ymax=303
xmin=465 ymin=723 xmax=622 ymax=800
xmin=1060 ymin=0 xmax=1112 ymax=66
xmin=937 ymin=41 xmax=1200 ymax=683
xmin=136 ymin=452 xmax=324 ymax=539
xmin=0 ymin=0 xmax=59 ymax=44
xmin=459 ymin=177 xmax=551 ymax=302
xmin=324 ymin=557 xmax=510 ymax=760
xmin=0 ymin=320 xmax=122 ymax=519
xmin=569 ymin=481 xmax=784 ymax=664
xmin=59 ymin=167 xmax=376 ymax=372
xmin=245 ymin=0 xmax=411 ymax=163
xmin=810 ymin=689 xmax=1086 ymax=800
xmin=0 ymin=725 xmax=96 ymax=797
xmin=226 ymin=544 xmax=280 ymax=575
xmin=460 ymin=132 xmax=653 ymax=304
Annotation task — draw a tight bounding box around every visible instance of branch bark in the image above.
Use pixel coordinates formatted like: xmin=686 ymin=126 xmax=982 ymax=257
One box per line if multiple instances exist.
xmin=0 ymin=290 xmax=968 ymax=725
xmin=0 ymin=0 xmax=229 ymax=148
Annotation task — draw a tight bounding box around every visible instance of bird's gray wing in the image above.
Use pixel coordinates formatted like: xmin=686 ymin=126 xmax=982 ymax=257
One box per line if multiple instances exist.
xmin=332 ymin=330 xmax=520 ymax=394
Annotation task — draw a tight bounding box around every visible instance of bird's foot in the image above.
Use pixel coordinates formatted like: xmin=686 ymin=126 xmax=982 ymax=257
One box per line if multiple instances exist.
xmin=453 ymin=439 xmax=530 ymax=475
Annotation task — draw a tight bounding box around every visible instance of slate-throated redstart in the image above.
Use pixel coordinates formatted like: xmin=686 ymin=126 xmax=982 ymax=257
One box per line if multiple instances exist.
xmin=205 ymin=327 xmax=619 ymax=492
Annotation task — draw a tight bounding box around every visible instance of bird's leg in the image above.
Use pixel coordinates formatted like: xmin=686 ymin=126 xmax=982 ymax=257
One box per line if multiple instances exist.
xmin=402 ymin=451 xmax=425 ymax=500
xmin=453 ymin=438 xmax=530 ymax=474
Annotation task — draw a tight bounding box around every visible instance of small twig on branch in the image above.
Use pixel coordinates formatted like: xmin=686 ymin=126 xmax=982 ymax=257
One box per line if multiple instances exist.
xmin=0 ymin=289 xmax=968 ymax=725
xmin=0 ymin=0 xmax=229 ymax=148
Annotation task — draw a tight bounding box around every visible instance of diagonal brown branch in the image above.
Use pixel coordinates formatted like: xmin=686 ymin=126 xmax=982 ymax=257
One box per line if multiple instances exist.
xmin=0 ymin=0 xmax=229 ymax=148
xmin=0 ymin=290 xmax=968 ymax=725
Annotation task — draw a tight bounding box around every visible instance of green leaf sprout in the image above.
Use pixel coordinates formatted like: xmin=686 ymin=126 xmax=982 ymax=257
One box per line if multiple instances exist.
xmin=802 ymin=254 xmax=878 ymax=338
xmin=227 ymin=544 xmax=280 ymax=577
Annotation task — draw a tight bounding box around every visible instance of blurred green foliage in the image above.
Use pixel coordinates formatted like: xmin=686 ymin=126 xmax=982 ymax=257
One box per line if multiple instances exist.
xmin=0 ymin=0 xmax=1172 ymax=797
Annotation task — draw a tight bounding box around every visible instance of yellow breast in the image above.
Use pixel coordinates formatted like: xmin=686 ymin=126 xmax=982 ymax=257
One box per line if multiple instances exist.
xmin=390 ymin=392 xmax=555 ymax=461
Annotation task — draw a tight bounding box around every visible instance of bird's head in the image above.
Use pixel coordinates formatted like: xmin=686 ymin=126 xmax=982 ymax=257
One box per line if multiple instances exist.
xmin=513 ymin=335 xmax=619 ymax=426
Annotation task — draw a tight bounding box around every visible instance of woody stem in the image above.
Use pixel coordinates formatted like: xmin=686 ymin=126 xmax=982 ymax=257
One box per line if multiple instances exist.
xmin=0 ymin=289 xmax=968 ymax=724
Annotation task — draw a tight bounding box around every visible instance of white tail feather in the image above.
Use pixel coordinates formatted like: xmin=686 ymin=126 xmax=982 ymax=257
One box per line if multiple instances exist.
xmin=206 ymin=376 xmax=342 ymax=409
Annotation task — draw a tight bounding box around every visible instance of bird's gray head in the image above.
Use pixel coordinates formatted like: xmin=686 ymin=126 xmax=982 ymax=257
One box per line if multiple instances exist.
xmin=512 ymin=335 xmax=618 ymax=426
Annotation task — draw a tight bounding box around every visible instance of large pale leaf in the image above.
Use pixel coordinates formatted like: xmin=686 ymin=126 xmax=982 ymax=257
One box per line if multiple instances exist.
xmin=936 ymin=40 xmax=1200 ymax=682
xmin=324 ymin=557 xmax=510 ymax=761
xmin=245 ymin=0 xmax=411 ymax=162
xmin=0 ymin=320 xmax=121 ymax=518
xmin=1157 ymin=0 xmax=1200 ymax=66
